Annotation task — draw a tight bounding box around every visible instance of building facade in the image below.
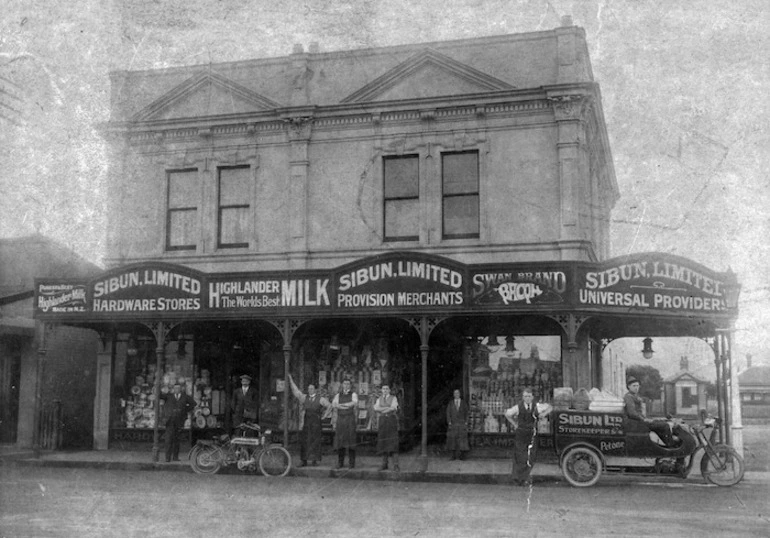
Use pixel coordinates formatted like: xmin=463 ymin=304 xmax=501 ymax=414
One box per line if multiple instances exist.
xmin=35 ymin=23 xmax=740 ymax=457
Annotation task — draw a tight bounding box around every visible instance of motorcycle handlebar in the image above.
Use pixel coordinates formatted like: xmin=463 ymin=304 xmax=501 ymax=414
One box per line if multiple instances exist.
xmin=236 ymin=422 xmax=261 ymax=431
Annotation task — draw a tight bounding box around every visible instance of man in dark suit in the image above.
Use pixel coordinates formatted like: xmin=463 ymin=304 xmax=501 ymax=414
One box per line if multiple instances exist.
xmin=446 ymin=389 xmax=470 ymax=460
xmin=160 ymin=382 xmax=196 ymax=462
xmin=232 ymin=374 xmax=259 ymax=427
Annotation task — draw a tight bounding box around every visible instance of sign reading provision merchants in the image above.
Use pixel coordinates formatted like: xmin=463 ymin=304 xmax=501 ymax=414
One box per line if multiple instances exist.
xmin=333 ymin=252 xmax=466 ymax=311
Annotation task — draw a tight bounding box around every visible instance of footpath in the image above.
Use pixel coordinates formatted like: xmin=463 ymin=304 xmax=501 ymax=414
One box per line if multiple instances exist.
xmin=2 ymin=444 xmax=768 ymax=486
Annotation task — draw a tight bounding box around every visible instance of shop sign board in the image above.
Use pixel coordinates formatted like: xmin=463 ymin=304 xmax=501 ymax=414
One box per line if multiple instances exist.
xmin=334 ymin=252 xmax=466 ymax=311
xmin=36 ymin=283 xmax=87 ymax=313
xmin=576 ymin=253 xmax=732 ymax=314
xmin=554 ymin=411 xmax=624 ymax=437
xmin=207 ymin=275 xmax=331 ymax=312
xmin=90 ymin=264 xmax=204 ymax=314
xmin=33 ymin=252 xmax=739 ymax=321
xmin=469 ymin=264 xmax=570 ymax=307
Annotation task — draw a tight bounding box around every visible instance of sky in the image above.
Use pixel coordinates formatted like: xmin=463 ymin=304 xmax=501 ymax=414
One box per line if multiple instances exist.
xmin=1 ymin=0 xmax=768 ymax=369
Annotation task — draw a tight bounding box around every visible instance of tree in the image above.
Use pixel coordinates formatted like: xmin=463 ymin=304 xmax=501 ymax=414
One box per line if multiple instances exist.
xmin=626 ymin=364 xmax=663 ymax=400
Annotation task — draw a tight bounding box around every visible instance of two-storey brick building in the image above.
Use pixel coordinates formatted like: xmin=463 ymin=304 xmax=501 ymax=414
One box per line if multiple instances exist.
xmin=35 ymin=22 xmax=740 ymax=457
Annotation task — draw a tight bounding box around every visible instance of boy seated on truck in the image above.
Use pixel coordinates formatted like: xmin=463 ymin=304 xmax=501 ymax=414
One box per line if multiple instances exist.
xmin=623 ymin=376 xmax=676 ymax=447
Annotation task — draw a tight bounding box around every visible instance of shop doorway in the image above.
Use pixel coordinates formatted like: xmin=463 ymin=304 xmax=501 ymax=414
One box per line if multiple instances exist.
xmin=0 ymin=338 xmax=22 ymax=443
xmin=426 ymin=327 xmax=466 ymax=445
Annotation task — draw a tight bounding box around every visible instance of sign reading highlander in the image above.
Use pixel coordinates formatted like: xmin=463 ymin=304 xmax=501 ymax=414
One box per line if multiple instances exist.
xmin=37 ymin=284 xmax=87 ymax=313
xmin=208 ymin=277 xmax=330 ymax=310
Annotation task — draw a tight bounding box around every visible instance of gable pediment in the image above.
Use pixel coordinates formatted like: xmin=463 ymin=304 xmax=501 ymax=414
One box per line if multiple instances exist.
xmin=133 ymin=72 xmax=281 ymax=121
xmin=341 ymin=49 xmax=515 ymax=104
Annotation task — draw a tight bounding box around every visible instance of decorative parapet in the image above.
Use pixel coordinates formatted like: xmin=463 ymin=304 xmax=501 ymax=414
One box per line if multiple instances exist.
xmin=549 ymin=94 xmax=593 ymax=122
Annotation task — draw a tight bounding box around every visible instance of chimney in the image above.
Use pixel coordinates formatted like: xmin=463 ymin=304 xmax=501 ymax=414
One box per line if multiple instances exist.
xmin=680 ymin=356 xmax=688 ymax=371
xmin=746 ymin=354 xmax=752 ymax=368
xmin=561 ymin=15 xmax=573 ymax=27
xmin=292 ymin=44 xmax=304 ymax=54
xmin=309 ymin=42 xmax=320 ymax=54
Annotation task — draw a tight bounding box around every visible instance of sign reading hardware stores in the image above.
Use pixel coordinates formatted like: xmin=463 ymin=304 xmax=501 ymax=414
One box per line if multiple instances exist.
xmin=576 ymin=254 xmax=733 ymax=313
xmin=334 ymin=254 xmax=466 ymax=311
xmin=90 ymin=265 xmax=204 ymax=313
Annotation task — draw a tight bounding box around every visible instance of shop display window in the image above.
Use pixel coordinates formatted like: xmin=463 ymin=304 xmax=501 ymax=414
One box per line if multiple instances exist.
xmin=467 ymin=335 xmax=562 ymax=434
xmin=112 ymin=334 xmax=226 ymax=431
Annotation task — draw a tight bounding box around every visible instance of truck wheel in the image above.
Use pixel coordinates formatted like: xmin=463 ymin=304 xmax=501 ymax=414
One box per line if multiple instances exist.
xmin=561 ymin=446 xmax=602 ymax=487
xmin=190 ymin=445 xmax=223 ymax=475
xmin=701 ymin=445 xmax=745 ymax=486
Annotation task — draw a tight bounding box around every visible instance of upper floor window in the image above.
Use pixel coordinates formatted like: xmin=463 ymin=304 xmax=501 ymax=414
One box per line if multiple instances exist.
xmin=218 ymin=166 xmax=251 ymax=248
xmin=166 ymin=169 xmax=199 ymax=251
xmin=442 ymin=151 xmax=479 ymax=239
xmin=383 ymin=155 xmax=419 ymax=242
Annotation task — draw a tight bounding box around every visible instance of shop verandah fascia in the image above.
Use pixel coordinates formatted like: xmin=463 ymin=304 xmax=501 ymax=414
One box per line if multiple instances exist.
xmin=33 ymin=251 xmax=741 ymax=461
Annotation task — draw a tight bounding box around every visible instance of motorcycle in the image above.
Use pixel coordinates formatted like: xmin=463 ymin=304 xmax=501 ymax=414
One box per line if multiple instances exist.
xmin=555 ymin=409 xmax=745 ymax=487
xmin=188 ymin=422 xmax=292 ymax=477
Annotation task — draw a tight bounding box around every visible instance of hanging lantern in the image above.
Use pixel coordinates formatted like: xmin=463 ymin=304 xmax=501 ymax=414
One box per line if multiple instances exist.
xmin=126 ymin=335 xmax=138 ymax=357
xmin=722 ymin=276 xmax=741 ymax=309
xmin=177 ymin=336 xmax=187 ymax=358
xmin=641 ymin=337 xmax=654 ymax=360
xmin=486 ymin=334 xmax=501 ymax=348
xmin=505 ymin=335 xmax=517 ymax=353
xmin=329 ymin=335 xmax=340 ymax=350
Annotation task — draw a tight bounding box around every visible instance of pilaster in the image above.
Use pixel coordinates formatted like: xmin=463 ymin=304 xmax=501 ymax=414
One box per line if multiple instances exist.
xmin=284 ymin=115 xmax=314 ymax=267
xmin=548 ymin=92 xmax=592 ymax=244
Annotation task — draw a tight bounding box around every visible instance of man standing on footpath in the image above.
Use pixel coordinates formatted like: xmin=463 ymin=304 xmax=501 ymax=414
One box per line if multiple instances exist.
xmin=332 ymin=378 xmax=358 ymax=469
xmin=445 ymin=389 xmax=470 ymax=461
xmin=232 ymin=374 xmax=259 ymax=427
xmin=160 ymin=382 xmax=196 ymax=462
xmin=505 ymin=388 xmax=551 ymax=486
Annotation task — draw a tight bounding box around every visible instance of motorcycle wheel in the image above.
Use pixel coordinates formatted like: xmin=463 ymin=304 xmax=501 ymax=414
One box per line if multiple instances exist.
xmin=258 ymin=445 xmax=292 ymax=477
xmin=701 ymin=444 xmax=745 ymax=486
xmin=561 ymin=446 xmax=602 ymax=487
xmin=190 ymin=445 xmax=223 ymax=475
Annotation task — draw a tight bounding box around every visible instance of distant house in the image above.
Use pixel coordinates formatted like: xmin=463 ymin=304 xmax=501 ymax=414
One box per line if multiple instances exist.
xmin=663 ymin=357 xmax=709 ymax=416
xmin=0 ymin=235 xmax=102 ymax=448
xmin=739 ymin=365 xmax=770 ymax=419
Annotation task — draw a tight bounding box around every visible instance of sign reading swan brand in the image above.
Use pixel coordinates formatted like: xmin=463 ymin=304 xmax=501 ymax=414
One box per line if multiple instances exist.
xmin=37 ymin=284 xmax=87 ymax=313
xmin=91 ymin=266 xmax=203 ymax=313
xmin=208 ymin=276 xmax=331 ymax=311
xmin=577 ymin=254 xmax=732 ymax=313
xmin=471 ymin=265 xmax=569 ymax=307
xmin=335 ymin=255 xmax=465 ymax=310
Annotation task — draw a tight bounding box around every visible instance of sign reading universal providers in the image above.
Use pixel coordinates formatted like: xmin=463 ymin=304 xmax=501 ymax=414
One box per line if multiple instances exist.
xmin=576 ymin=254 xmax=732 ymax=314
